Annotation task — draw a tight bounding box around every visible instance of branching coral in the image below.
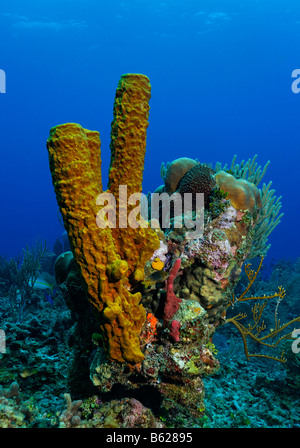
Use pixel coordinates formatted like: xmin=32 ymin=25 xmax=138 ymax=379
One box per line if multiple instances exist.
xmin=215 ymin=154 xmax=283 ymax=259
xmin=59 ymin=393 xmax=83 ymax=428
xmin=214 ymin=154 xmax=269 ymax=186
xmin=226 ymin=257 xmax=300 ymax=363
xmin=163 ymin=258 xmax=182 ymax=342
xmin=250 ymin=181 xmax=283 ymax=258
xmin=9 ymin=243 xmax=47 ymax=322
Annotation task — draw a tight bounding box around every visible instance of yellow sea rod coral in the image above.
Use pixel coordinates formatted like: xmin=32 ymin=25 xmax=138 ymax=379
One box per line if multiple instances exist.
xmin=47 ymin=74 xmax=159 ymax=364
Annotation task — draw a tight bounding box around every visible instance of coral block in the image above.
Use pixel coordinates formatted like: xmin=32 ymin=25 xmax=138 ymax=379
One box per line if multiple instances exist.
xmin=215 ymin=170 xmax=262 ymax=214
xmin=162 ymin=157 xmax=198 ymax=193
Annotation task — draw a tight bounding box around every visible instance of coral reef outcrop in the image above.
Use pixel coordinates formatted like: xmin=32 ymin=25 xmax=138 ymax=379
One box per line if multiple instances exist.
xmin=47 ymin=73 xmax=272 ymax=420
xmin=176 ymin=163 xmax=216 ymax=208
xmin=161 ymin=157 xmax=198 ymax=193
xmin=215 ymin=170 xmax=262 ymax=215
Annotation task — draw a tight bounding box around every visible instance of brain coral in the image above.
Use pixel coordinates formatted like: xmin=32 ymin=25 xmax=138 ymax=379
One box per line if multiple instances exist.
xmin=215 ymin=170 xmax=262 ymax=214
xmin=175 ymin=163 xmax=216 ymax=208
xmin=163 ymin=157 xmax=198 ymax=193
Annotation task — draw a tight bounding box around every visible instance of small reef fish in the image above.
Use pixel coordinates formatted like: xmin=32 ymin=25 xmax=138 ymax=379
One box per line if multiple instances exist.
xmin=19 ymin=368 xmax=38 ymax=378
xmin=32 ymin=275 xmax=57 ymax=305
xmin=33 ymin=277 xmax=55 ymax=292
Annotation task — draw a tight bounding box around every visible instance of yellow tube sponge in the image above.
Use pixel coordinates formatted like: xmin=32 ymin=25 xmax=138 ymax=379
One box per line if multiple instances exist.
xmin=108 ymin=74 xmax=159 ymax=282
xmin=47 ymin=74 xmax=159 ymax=364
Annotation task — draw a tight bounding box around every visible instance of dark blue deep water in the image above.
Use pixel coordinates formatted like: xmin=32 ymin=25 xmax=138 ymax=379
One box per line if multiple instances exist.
xmin=1 ymin=0 xmax=299 ymax=261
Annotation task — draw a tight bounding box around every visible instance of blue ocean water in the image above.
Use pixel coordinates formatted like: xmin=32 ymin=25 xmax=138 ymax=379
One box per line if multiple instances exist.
xmin=0 ymin=0 xmax=299 ymax=261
